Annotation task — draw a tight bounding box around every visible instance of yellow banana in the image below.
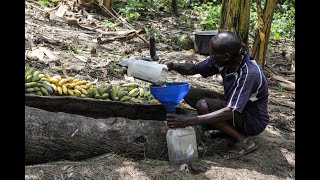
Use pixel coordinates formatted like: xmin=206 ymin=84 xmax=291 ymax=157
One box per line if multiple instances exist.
xmin=74 ymin=85 xmax=82 ymax=90
xmin=73 ymin=89 xmax=82 ymax=95
xmin=62 ymin=85 xmax=68 ymax=94
xmin=45 ymin=74 xmax=51 ymax=80
xmin=67 ymin=89 xmax=74 ymax=96
xmin=51 ymin=84 xmax=57 ymax=91
xmin=72 ymin=79 xmax=79 ymax=83
xmin=50 ymin=77 xmax=59 ymax=84
xmin=86 ymin=82 xmax=93 ymax=87
xmin=80 ymin=85 xmax=88 ymax=89
xmin=57 ymin=86 xmax=63 ymax=95
xmin=76 ymin=80 xmax=86 ymax=86
xmin=52 ymin=75 xmax=62 ymax=81
xmin=81 ymin=88 xmax=88 ymax=95
xmin=67 ymin=77 xmax=75 ymax=82
xmin=58 ymin=79 xmax=68 ymax=86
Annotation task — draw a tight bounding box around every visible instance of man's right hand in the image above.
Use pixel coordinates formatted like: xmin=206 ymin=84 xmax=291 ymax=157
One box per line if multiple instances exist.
xmin=158 ymin=59 xmax=174 ymax=71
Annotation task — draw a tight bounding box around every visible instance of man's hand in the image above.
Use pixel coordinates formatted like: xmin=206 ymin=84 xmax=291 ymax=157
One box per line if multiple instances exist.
xmin=158 ymin=59 xmax=174 ymax=71
xmin=166 ymin=114 xmax=197 ymax=128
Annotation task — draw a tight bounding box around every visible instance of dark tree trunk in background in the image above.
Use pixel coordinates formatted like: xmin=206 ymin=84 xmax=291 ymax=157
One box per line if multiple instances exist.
xmin=103 ymin=0 xmax=113 ymax=10
xmin=172 ymin=0 xmax=179 ymax=16
xmin=220 ymin=0 xmax=251 ymax=47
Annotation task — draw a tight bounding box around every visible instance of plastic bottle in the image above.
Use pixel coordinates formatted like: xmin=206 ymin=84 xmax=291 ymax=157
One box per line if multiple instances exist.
xmin=127 ymin=59 xmax=168 ymax=85
xmin=166 ymin=126 xmax=199 ymax=165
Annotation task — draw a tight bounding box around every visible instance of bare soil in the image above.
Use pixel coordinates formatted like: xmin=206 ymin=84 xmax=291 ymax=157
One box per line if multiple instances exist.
xmin=25 ymin=1 xmax=295 ymax=179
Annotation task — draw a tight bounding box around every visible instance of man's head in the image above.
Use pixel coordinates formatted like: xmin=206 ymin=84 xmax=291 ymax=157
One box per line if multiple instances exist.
xmin=209 ymin=32 xmax=243 ymax=67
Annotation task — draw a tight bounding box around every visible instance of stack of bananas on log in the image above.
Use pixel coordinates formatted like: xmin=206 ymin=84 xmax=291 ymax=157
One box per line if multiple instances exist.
xmin=25 ymin=65 xmax=55 ymax=96
xmin=25 ymin=64 xmax=159 ymax=104
xmin=88 ymin=82 xmax=159 ymax=104
xmin=43 ymin=74 xmax=93 ymax=97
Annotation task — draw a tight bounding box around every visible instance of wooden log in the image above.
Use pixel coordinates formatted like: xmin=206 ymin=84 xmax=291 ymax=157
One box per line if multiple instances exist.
xmin=25 ymin=95 xmax=166 ymax=120
xmin=24 ymin=95 xmax=196 ymax=121
xmin=25 ymin=106 xmax=170 ymax=165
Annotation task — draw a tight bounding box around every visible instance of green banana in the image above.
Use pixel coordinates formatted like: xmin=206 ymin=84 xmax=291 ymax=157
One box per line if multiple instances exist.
xmin=121 ymin=83 xmax=138 ymax=89
xmin=120 ymin=95 xmax=131 ymax=102
xmin=128 ymin=88 xmax=139 ymax=97
xmin=39 ymin=87 xmax=49 ymax=96
xmin=25 ymin=88 xmax=35 ymax=93
xmin=101 ymin=93 xmax=109 ymax=100
xmin=25 ymin=82 xmax=37 ymax=89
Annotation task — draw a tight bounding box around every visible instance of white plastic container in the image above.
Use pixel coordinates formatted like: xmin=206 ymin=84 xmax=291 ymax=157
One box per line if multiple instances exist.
xmin=166 ymin=127 xmax=198 ymax=165
xmin=127 ymin=59 xmax=168 ymax=85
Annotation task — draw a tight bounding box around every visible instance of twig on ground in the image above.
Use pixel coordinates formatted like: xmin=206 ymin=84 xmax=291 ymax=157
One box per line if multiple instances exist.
xmin=269 ymin=97 xmax=295 ymax=109
xmin=26 ymin=2 xmax=47 ymax=12
xmin=93 ymin=3 xmax=148 ymax=44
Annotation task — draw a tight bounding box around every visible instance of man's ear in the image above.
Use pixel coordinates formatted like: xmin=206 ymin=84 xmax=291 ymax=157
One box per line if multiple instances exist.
xmin=224 ymin=53 xmax=231 ymax=60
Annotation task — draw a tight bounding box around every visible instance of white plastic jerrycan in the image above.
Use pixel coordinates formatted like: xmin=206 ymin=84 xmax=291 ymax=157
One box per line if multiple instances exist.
xmin=127 ymin=59 xmax=168 ymax=85
xmin=166 ymin=126 xmax=199 ymax=165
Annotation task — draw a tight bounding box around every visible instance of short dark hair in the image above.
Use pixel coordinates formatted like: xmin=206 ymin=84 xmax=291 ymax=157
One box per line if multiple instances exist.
xmin=210 ymin=32 xmax=242 ymax=57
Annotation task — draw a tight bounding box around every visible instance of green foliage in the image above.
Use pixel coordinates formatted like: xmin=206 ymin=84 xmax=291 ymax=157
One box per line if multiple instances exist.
xmin=192 ymin=2 xmax=221 ymax=30
xmin=113 ymin=0 xmax=152 ymax=22
xmin=171 ymin=34 xmax=194 ymax=50
xmin=271 ymin=1 xmax=295 ymax=39
xmin=38 ymin=0 xmax=59 ymax=7
xmin=180 ymin=14 xmax=191 ymax=27
xmin=250 ymin=0 xmax=295 ymax=40
xmin=112 ymin=0 xmax=294 ymax=40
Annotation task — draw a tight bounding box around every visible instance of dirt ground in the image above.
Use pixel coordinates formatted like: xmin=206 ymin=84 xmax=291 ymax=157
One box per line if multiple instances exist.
xmin=25 ymin=1 xmax=295 ymax=179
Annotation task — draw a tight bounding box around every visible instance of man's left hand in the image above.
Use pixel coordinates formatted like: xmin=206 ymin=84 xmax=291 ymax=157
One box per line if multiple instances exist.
xmin=166 ymin=114 xmax=195 ymax=128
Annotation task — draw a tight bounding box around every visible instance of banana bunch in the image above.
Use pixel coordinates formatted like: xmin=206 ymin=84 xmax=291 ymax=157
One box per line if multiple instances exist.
xmin=25 ymin=64 xmax=54 ymax=96
xmin=87 ymin=83 xmax=112 ymax=100
xmin=88 ymin=82 xmax=159 ymax=104
xmin=43 ymin=75 xmax=93 ymax=97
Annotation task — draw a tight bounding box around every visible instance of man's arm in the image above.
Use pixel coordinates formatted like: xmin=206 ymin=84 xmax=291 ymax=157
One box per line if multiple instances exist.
xmin=166 ymin=107 xmax=233 ymax=128
xmin=170 ymin=62 xmax=198 ymax=75
xmin=189 ymin=107 xmax=233 ymax=125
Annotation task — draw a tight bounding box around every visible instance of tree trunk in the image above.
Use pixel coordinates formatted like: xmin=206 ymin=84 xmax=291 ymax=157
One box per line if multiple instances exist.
xmin=25 ymin=106 xmax=169 ymax=165
xmin=220 ymin=0 xmax=250 ymax=46
xmin=251 ymin=0 xmax=277 ymax=69
xmin=199 ymin=0 xmax=208 ymax=3
xmin=103 ymin=0 xmax=112 ymax=10
xmin=172 ymin=0 xmax=179 ymax=16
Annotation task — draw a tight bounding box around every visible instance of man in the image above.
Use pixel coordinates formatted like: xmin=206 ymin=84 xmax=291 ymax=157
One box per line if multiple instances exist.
xmin=160 ymin=31 xmax=269 ymax=159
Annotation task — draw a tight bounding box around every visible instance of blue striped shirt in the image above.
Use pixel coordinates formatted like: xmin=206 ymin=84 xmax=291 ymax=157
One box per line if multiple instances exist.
xmin=194 ymin=54 xmax=269 ymax=135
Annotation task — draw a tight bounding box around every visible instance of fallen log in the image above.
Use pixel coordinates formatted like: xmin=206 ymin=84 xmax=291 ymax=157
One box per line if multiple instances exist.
xmin=24 ymin=95 xmax=196 ymax=121
xmin=25 ymin=106 xmax=169 ymax=165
